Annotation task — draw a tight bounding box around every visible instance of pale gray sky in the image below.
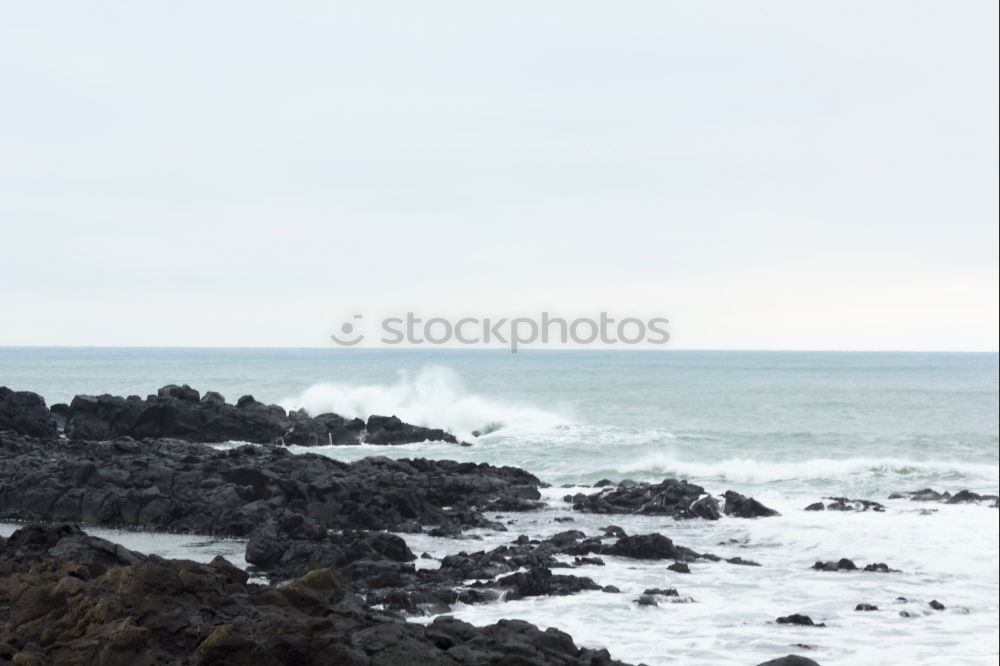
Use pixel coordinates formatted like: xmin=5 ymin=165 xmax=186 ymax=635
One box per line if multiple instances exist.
xmin=1 ymin=2 xmax=997 ymax=350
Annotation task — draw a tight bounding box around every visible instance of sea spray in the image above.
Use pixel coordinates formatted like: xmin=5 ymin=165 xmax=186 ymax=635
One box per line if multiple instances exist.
xmin=279 ymin=365 xmax=567 ymax=439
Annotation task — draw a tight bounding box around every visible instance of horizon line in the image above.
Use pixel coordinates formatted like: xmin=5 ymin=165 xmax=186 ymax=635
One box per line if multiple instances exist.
xmin=0 ymin=345 xmax=997 ymax=354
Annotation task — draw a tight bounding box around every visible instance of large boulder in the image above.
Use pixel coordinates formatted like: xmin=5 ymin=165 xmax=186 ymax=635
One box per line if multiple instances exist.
xmin=722 ymin=490 xmax=780 ymax=518
xmin=0 ymin=387 xmax=57 ymax=437
xmin=364 ymin=414 xmax=458 ymax=445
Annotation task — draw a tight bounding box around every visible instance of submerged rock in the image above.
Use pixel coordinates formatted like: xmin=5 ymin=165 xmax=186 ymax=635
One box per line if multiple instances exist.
xmin=804 ymin=497 xmax=885 ymax=512
xmin=812 ymin=559 xmax=899 ymax=573
xmin=756 ymin=657 xmax=822 ymax=666
xmin=889 ymin=488 xmax=999 ymax=506
xmin=776 ymin=614 xmax=824 ymax=627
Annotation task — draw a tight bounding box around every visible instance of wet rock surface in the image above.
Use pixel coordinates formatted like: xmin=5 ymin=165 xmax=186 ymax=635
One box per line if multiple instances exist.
xmin=804 ymin=497 xmax=885 ymax=512
xmin=776 ymin=614 xmax=824 ymax=627
xmin=565 ymin=479 xmax=778 ymax=519
xmin=0 ymin=525 xmax=633 ymax=666
xmin=0 ymin=433 xmax=540 ymax=537
xmin=262 ymin=526 xmax=713 ymax=615
xmin=811 ymin=559 xmax=900 ymax=573
xmin=1 ymin=431 xmax=723 ymax=619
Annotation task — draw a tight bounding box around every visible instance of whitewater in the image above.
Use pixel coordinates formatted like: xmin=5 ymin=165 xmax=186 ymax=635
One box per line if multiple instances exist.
xmin=1 ymin=348 xmax=997 ymax=665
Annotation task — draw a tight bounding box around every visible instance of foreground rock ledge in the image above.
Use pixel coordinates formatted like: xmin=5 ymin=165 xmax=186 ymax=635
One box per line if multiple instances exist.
xmin=0 ymin=433 xmax=541 ymax=537
xmin=0 ymin=524 xmax=632 ymax=666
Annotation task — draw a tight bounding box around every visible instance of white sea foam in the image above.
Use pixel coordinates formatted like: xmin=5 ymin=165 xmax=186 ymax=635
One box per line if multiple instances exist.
xmin=279 ymin=366 xmax=567 ymax=439
xmin=616 ymin=453 xmax=1000 ymax=487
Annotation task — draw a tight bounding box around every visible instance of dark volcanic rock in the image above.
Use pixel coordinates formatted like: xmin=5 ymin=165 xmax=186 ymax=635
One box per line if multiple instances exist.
xmin=812 ymin=558 xmax=858 ymax=571
xmin=0 ymin=523 xmax=146 ymax=572
xmin=929 ymin=599 xmax=945 ymax=610
xmin=0 ymin=525 xmax=633 ymax=666
xmin=667 ymin=562 xmax=690 ymax=573
xmin=364 ymin=414 xmax=458 ymax=445
xmin=568 ymin=478 xmax=775 ymax=520
xmin=601 ymin=533 xmax=698 ymax=560
xmin=889 ymin=488 xmax=1000 ymax=506
xmin=862 ymin=562 xmax=899 ymax=573
xmin=0 ymin=434 xmax=541 ymax=537
xmin=327 ymin=528 xmax=713 ymax=615
xmin=812 ymin=559 xmax=899 ymax=573
xmin=722 ymin=490 xmax=780 ymax=518
xmin=567 ymin=479 xmax=708 ymax=518
xmin=804 ymin=497 xmax=885 ymax=512
xmin=53 ymin=384 xmax=456 ymax=446
xmin=855 ymin=603 xmax=878 ymax=611
xmin=0 ymin=386 xmax=57 ymax=437
xmin=496 ymin=568 xmax=603 ymax=600
xmin=284 ymin=409 xmax=366 ymax=446
xmin=756 ymin=657 xmax=821 ymax=666
xmin=776 ymin=614 xmax=824 ymax=627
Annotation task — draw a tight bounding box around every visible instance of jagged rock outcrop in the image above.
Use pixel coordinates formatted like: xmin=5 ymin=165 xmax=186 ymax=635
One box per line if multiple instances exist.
xmin=0 ymin=433 xmax=540 ymax=537
xmin=46 ymin=384 xmax=459 ymax=446
xmin=249 ymin=525 xmax=708 ymax=615
xmin=0 ymin=525 xmax=632 ymax=666
xmin=0 ymin=386 xmax=57 ymax=437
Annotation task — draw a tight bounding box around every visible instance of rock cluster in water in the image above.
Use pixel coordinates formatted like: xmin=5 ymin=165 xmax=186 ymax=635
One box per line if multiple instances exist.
xmin=566 ymin=479 xmax=779 ymax=519
xmin=811 ymin=559 xmax=899 ymax=573
xmin=889 ymin=488 xmax=999 ymax=507
xmin=804 ymin=497 xmax=885 ymax=512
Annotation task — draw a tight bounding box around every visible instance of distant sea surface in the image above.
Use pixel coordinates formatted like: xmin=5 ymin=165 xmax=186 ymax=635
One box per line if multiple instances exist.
xmin=2 ymin=348 xmax=998 ymax=665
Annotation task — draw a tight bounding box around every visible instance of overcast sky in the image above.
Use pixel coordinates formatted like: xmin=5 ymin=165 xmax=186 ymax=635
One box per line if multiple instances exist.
xmin=1 ymin=2 xmax=997 ymax=350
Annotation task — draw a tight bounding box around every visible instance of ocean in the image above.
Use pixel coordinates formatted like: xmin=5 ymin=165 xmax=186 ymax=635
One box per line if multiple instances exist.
xmin=1 ymin=347 xmax=998 ymax=665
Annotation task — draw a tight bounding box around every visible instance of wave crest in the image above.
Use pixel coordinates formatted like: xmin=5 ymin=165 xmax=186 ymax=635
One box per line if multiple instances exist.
xmin=616 ymin=453 xmax=999 ymax=486
xmin=279 ymin=366 xmax=566 ymax=439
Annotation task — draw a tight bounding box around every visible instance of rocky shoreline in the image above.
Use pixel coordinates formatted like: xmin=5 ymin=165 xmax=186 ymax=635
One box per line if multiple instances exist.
xmin=2 ymin=384 xmax=995 ymax=665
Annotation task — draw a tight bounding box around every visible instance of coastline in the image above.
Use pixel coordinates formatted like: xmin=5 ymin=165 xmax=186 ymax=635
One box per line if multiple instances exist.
xmin=2 ymin=382 xmax=998 ymax=665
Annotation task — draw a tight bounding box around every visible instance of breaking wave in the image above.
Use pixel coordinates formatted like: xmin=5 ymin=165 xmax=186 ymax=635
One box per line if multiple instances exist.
xmin=279 ymin=365 xmax=566 ymax=439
